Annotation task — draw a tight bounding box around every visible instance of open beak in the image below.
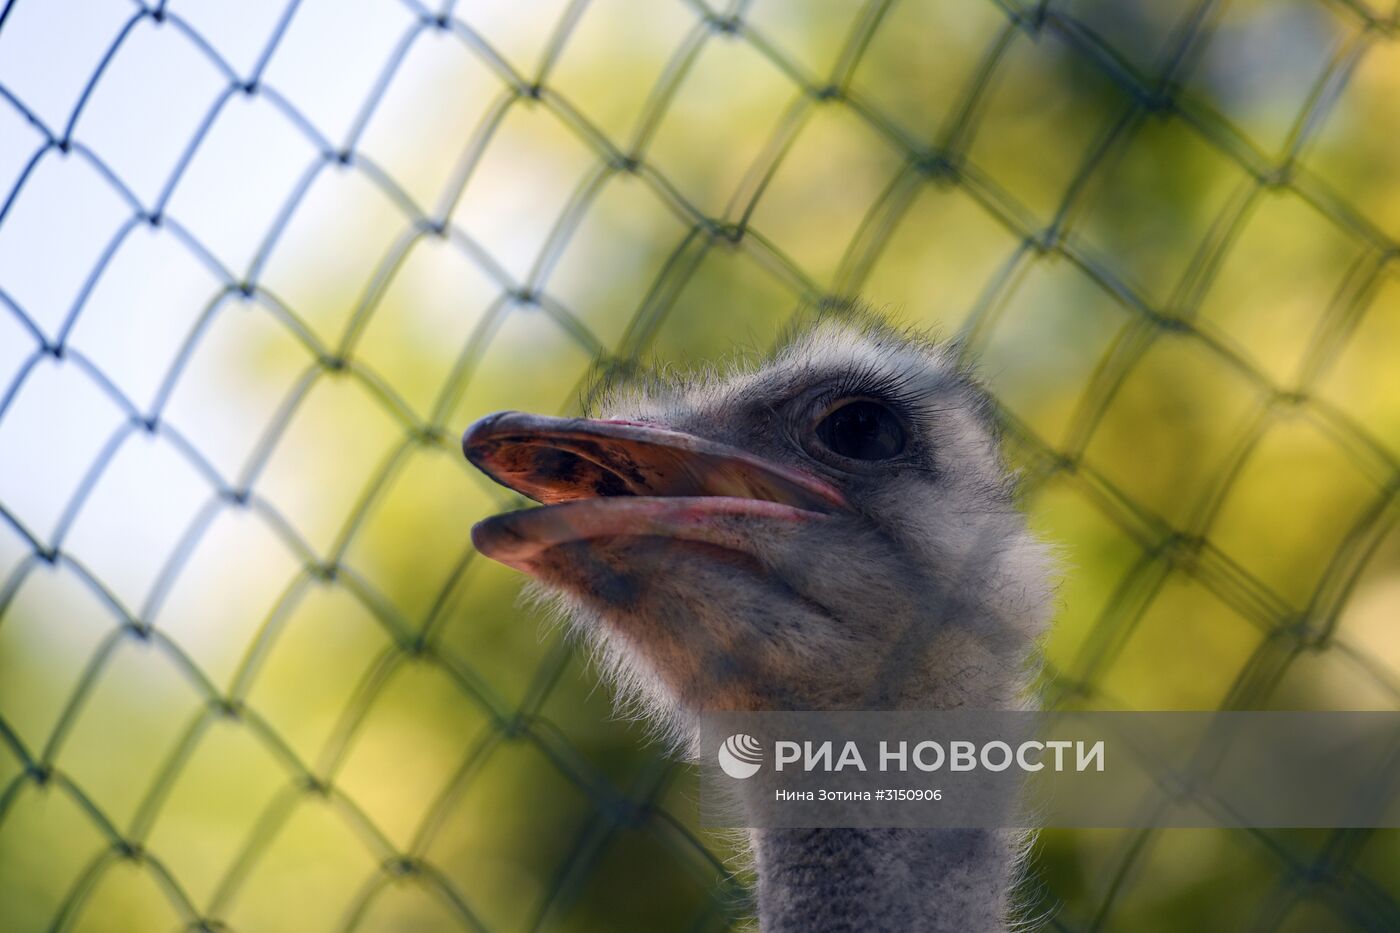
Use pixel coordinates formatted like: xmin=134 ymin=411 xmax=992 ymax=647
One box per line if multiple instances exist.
xmin=462 ymin=411 xmax=846 ymax=573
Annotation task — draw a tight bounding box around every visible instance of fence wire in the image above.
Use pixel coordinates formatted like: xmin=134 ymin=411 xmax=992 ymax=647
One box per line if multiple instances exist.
xmin=0 ymin=0 xmax=1398 ymax=930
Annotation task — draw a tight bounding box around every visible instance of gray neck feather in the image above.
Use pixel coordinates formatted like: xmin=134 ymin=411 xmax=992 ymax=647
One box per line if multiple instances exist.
xmin=750 ymin=827 xmax=1021 ymax=932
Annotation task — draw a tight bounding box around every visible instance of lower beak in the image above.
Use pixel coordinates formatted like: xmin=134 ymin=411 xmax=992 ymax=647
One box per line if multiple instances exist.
xmin=461 ymin=411 xmax=845 ymax=572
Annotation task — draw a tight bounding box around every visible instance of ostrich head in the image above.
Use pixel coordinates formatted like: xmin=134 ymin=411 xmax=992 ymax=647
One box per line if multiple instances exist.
xmin=463 ymin=308 xmax=1054 ymax=749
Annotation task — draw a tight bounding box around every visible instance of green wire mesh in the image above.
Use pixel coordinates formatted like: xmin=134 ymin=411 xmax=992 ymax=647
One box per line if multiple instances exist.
xmin=1 ymin=0 xmax=1398 ymax=930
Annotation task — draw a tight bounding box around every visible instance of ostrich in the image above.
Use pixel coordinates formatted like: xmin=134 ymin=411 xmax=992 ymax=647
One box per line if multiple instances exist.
xmin=462 ymin=306 xmax=1055 ymax=932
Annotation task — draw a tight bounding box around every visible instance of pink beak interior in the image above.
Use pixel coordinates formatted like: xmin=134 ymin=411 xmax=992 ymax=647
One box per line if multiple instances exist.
xmin=461 ymin=411 xmax=846 ymax=571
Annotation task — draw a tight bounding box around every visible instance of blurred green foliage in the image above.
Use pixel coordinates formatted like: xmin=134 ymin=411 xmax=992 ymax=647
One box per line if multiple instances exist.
xmin=1 ymin=0 xmax=1399 ymax=931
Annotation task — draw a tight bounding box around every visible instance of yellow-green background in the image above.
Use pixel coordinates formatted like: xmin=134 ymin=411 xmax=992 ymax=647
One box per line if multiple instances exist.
xmin=0 ymin=0 xmax=1397 ymax=930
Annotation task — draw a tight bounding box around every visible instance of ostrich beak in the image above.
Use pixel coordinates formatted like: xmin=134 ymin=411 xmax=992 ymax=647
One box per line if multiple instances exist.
xmin=462 ymin=411 xmax=846 ymax=573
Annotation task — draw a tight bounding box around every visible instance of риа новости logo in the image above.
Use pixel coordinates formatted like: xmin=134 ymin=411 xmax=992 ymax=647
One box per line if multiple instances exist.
xmin=718 ymin=734 xmax=763 ymax=779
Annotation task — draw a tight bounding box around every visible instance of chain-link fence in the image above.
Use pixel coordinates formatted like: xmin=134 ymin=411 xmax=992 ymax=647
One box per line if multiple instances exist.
xmin=1 ymin=0 xmax=1397 ymax=930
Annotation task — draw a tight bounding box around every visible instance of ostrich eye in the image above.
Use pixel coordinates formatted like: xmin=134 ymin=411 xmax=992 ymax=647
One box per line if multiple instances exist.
xmin=814 ymin=400 xmax=905 ymax=460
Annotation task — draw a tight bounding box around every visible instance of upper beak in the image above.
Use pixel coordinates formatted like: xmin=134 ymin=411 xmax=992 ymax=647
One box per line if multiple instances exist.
xmin=461 ymin=411 xmax=846 ymax=571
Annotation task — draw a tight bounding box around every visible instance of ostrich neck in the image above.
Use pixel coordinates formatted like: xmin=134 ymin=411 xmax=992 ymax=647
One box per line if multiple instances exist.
xmin=750 ymin=827 xmax=1019 ymax=933
xmin=736 ymin=598 xmax=1033 ymax=930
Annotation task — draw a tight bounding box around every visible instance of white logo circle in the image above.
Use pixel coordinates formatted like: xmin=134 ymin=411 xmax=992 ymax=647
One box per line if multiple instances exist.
xmin=717 ymin=733 xmax=763 ymax=779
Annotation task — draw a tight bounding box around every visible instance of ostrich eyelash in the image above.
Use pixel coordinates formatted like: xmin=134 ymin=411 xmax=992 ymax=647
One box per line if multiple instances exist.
xmin=813 ymin=363 xmax=939 ymax=430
